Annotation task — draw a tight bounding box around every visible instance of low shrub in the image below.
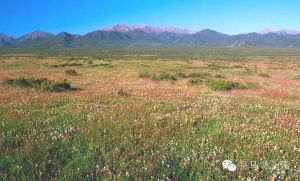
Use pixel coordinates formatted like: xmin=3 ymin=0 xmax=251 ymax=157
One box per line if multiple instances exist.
xmin=208 ymin=79 xmax=245 ymax=91
xmin=91 ymin=63 xmax=116 ymax=68
xmin=117 ymin=89 xmax=130 ymax=96
xmin=187 ymin=79 xmax=203 ymax=86
xmin=3 ymin=78 xmax=48 ymax=88
xmin=2 ymin=78 xmax=72 ymax=92
xmin=39 ymin=79 xmax=71 ymax=92
xmin=65 ymin=69 xmax=78 ymax=76
xmin=139 ymin=72 xmax=178 ymax=81
xmin=152 ymin=73 xmax=177 ymax=81
xmin=175 ymin=72 xmax=188 ymax=78
xmin=188 ymin=72 xmax=211 ymax=78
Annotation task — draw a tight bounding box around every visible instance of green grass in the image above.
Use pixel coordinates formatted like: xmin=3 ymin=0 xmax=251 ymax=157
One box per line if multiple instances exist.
xmin=1 ymin=94 xmax=298 ymax=180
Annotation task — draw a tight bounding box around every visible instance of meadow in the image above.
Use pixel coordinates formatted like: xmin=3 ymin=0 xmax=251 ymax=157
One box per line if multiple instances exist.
xmin=0 ymin=48 xmax=299 ymax=180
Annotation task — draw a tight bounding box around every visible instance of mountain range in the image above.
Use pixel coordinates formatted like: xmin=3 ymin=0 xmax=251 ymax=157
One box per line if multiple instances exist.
xmin=258 ymin=29 xmax=300 ymax=35
xmin=1 ymin=24 xmax=300 ymax=48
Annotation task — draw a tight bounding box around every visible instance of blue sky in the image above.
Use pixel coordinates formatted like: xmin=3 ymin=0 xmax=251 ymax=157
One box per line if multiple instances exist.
xmin=1 ymin=0 xmax=300 ymax=37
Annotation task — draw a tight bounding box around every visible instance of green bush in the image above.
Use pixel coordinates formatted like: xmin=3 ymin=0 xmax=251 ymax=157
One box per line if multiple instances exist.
xmin=152 ymin=73 xmax=177 ymax=81
xmin=39 ymin=79 xmax=71 ymax=92
xmin=3 ymin=78 xmax=48 ymax=88
xmin=208 ymin=79 xmax=245 ymax=91
xmin=187 ymin=79 xmax=203 ymax=86
xmin=2 ymin=78 xmax=72 ymax=92
xmin=65 ymin=69 xmax=78 ymax=76
xmin=188 ymin=72 xmax=211 ymax=78
xmin=3 ymin=78 xmax=28 ymax=88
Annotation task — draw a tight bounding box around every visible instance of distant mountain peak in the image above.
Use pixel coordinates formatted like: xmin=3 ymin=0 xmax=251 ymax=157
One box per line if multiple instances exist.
xmin=259 ymin=29 xmax=273 ymax=34
xmin=57 ymin=32 xmax=72 ymax=36
xmin=101 ymin=24 xmax=197 ymax=34
xmin=199 ymin=29 xmax=221 ymax=33
xmin=0 ymin=33 xmax=15 ymax=47
xmin=0 ymin=33 xmax=15 ymax=39
xmin=259 ymin=29 xmax=300 ymax=35
xmin=18 ymin=30 xmax=54 ymax=42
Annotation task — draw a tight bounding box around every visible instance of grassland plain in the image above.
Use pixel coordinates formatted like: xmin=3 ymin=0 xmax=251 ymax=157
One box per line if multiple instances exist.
xmin=0 ymin=48 xmax=299 ymax=180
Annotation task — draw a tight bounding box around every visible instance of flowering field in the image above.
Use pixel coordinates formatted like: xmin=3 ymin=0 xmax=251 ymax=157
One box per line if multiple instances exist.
xmin=0 ymin=52 xmax=299 ymax=180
